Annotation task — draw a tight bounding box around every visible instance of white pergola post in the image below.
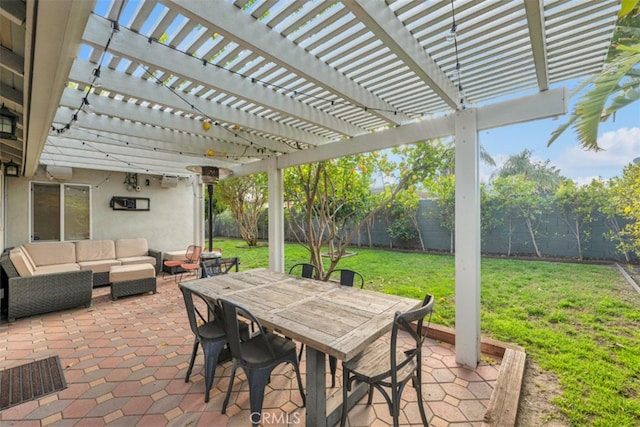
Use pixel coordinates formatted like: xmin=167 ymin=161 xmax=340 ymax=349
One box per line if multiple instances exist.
xmin=267 ymin=157 xmax=285 ymax=272
xmin=454 ymin=108 xmax=481 ymax=367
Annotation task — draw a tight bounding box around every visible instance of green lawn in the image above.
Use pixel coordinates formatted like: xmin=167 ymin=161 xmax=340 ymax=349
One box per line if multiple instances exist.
xmin=211 ymin=239 xmax=640 ymax=426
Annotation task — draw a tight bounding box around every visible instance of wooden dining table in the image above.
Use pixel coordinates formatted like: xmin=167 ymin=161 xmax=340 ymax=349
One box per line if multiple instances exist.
xmin=181 ymin=268 xmax=422 ymax=426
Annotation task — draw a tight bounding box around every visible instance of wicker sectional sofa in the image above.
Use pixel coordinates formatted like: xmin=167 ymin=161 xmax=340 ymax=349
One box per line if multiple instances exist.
xmin=0 ymin=238 xmax=161 ymax=321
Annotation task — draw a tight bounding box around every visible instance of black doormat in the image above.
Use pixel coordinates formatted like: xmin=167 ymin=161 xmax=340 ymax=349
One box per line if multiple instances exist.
xmin=0 ymin=356 xmax=67 ymax=411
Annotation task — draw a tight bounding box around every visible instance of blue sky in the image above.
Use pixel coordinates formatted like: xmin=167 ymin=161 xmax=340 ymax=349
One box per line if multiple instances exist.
xmin=479 ymin=91 xmax=640 ymax=185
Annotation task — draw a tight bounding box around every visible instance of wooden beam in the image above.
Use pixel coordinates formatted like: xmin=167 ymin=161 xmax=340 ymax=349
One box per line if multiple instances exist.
xmin=482 ymin=348 xmax=527 ymax=427
xmin=0 ymin=45 xmax=24 ymax=77
xmin=0 ymin=0 xmax=26 ymax=25
xmin=524 ymin=0 xmax=549 ymax=91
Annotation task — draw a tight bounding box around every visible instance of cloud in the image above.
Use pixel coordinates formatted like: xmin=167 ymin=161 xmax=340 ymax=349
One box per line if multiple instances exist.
xmin=552 ymin=127 xmax=640 ymax=181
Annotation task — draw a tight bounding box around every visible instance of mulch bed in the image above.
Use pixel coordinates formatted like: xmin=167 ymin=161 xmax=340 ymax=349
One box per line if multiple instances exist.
xmin=0 ymin=356 xmax=66 ymax=411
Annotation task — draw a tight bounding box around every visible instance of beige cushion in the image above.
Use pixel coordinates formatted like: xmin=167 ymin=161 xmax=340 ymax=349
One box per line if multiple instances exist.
xmin=23 ymin=242 xmax=77 ymax=267
xmin=164 ymin=250 xmax=187 ymax=262
xmin=34 ymin=263 xmax=81 ymax=275
xmin=76 ymin=240 xmax=116 ymax=262
xmin=78 ymin=259 xmax=122 ymax=273
xmin=118 ymin=256 xmax=156 ymax=267
xmin=109 ymin=263 xmax=155 ymax=282
xmin=9 ymin=248 xmax=34 ymax=277
xmin=21 ymin=246 xmax=37 ymax=269
xmin=115 ymin=238 xmax=148 ymax=259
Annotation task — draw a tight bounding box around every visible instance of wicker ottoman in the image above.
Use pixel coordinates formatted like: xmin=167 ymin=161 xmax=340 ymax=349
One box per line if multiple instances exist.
xmin=109 ymin=264 xmax=156 ymax=300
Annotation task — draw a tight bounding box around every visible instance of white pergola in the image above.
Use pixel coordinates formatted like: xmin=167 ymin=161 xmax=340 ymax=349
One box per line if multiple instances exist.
xmin=1 ymin=0 xmax=620 ymax=366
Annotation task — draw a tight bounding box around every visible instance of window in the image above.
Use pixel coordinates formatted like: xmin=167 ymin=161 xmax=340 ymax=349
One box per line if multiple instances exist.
xmin=31 ymin=183 xmax=91 ymax=241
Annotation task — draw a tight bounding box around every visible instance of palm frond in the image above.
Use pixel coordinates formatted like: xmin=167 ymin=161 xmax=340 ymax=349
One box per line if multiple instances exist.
xmin=619 ymin=0 xmax=640 ymax=18
xmin=553 ymin=51 xmax=640 ymax=151
xmin=547 ymin=115 xmax=578 ymax=147
xmin=548 ymin=4 xmax=640 ymax=150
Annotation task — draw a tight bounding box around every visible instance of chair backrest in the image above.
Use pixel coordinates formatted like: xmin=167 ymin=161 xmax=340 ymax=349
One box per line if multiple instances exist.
xmin=180 ymin=285 xmax=219 ymax=338
xmin=185 ymin=245 xmax=202 ymax=263
xmin=390 ymin=294 xmax=434 ymax=380
xmin=330 ymin=269 xmax=364 ymax=288
xmin=288 ymin=263 xmax=319 ymax=279
xmin=218 ymin=298 xmax=275 ymax=363
xmin=202 ymin=258 xmax=222 ymax=277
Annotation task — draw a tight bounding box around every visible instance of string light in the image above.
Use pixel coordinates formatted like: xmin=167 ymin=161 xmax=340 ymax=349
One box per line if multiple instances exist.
xmin=139 ymin=65 xmax=282 ymax=155
xmin=49 ymin=127 xmax=263 ymax=163
xmin=93 ymin=15 xmax=419 ymax=118
xmin=449 ymin=0 xmax=465 ymax=109
xmin=51 ymin=18 xmax=118 ymax=133
xmin=446 ymin=23 xmax=457 ymax=42
xmin=53 ymin=10 xmax=459 ymax=166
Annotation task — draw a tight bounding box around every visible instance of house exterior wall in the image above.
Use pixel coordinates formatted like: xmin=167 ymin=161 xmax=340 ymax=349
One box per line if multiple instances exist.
xmin=3 ymin=167 xmax=199 ymax=253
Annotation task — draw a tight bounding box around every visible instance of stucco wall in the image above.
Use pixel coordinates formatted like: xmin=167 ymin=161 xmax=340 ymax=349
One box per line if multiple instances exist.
xmin=4 ymin=167 xmax=200 ymax=253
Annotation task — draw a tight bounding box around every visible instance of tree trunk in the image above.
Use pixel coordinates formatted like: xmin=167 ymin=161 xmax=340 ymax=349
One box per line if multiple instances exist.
xmin=410 ymin=214 xmax=426 ymax=252
xmin=507 ymin=216 xmax=512 ymax=257
xmin=607 ymin=217 xmax=630 ymax=262
xmin=575 ymin=220 xmax=583 ymax=260
xmin=525 ymin=217 xmax=542 ymax=257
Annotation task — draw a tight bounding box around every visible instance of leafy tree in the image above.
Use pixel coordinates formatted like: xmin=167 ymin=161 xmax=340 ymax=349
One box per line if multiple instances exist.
xmin=285 ymin=143 xmax=444 ymax=279
xmin=421 ymin=139 xmax=495 ymax=253
xmin=490 ymin=175 xmax=547 ymax=257
xmin=548 ymin=0 xmax=640 ymax=150
xmin=285 ymin=155 xmax=377 ymax=278
xmin=215 ymin=174 xmax=268 ymax=246
xmin=601 ymin=176 xmax=632 ymax=261
xmin=385 ymin=191 xmax=422 ymax=250
xmin=384 ymin=139 xmax=455 ymax=252
xmin=492 ymin=149 xmax=563 ymax=194
xmin=425 ymin=174 xmax=456 ymax=253
xmin=554 ymin=179 xmax=605 ymax=259
xmin=480 ymin=183 xmax=502 ymax=251
xmin=610 ymin=162 xmax=640 ymax=257
xmin=489 ymin=150 xmax=563 ymax=257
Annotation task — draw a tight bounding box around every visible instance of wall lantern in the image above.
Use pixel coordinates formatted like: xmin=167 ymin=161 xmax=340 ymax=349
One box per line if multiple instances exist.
xmin=4 ymin=159 xmax=20 ymax=177
xmin=0 ymin=104 xmax=19 ymax=140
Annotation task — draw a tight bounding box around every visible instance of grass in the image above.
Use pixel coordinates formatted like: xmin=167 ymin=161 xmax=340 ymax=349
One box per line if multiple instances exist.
xmin=211 ymin=239 xmax=640 ymax=426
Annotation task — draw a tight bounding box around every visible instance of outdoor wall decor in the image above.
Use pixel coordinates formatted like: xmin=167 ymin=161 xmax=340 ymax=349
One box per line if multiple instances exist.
xmin=110 ymin=196 xmax=150 ymax=211
xmin=124 ymin=173 xmax=139 ymax=192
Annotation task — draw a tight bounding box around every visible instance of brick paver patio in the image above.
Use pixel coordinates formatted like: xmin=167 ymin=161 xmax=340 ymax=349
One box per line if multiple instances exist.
xmin=0 ymin=274 xmax=503 ymax=426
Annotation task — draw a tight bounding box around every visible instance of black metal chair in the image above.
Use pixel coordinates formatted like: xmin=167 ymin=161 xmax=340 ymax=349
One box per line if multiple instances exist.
xmin=340 ymin=294 xmax=434 ymax=427
xmin=201 ymin=257 xmax=240 ymax=277
xmin=218 ymin=298 xmax=306 ymax=427
xmin=179 ymin=285 xmax=229 ymax=403
xmin=288 ymin=262 xmax=319 ymax=279
xmin=329 ymin=268 xmax=365 ymax=288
